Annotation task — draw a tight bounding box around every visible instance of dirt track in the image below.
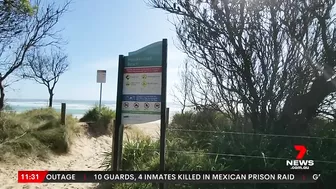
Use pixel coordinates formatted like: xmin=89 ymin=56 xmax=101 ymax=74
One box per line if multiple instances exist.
xmin=0 ymin=122 xmax=160 ymax=189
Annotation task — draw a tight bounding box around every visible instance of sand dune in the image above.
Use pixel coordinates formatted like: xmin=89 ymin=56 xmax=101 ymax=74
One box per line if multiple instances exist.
xmin=125 ymin=121 xmax=161 ymax=140
xmin=0 ymin=122 xmax=160 ymax=189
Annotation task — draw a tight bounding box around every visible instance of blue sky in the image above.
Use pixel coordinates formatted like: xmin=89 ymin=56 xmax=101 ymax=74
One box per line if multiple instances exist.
xmin=7 ymin=0 xmax=185 ymax=102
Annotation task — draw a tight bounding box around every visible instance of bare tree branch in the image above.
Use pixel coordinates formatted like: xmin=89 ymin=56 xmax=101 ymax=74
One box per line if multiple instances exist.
xmin=22 ymin=48 xmax=69 ymax=107
xmin=148 ymin=0 xmax=336 ymax=134
xmin=172 ymin=59 xmax=193 ymax=114
xmin=0 ymin=0 xmax=70 ymax=110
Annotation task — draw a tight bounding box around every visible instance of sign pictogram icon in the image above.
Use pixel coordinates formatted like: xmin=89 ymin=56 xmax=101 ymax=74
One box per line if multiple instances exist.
xmin=126 ymin=75 xmax=130 ymax=80
xmin=154 ymin=102 xmax=160 ymax=109
xmin=133 ymin=102 xmax=139 ymax=109
xmin=142 ymin=81 xmax=147 ymax=87
xmin=144 ymin=102 xmax=150 ymax=109
xmin=123 ymin=102 xmax=129 ymax=108
xmin=142 ymin=74 xmax=147 ymax=79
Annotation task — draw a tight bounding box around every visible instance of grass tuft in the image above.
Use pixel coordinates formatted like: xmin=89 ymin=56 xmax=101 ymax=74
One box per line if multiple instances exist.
xmin=79 ymin=106 xmax=115 ymax=122
xmin=80 ymin=106 xmax=115 ymax=137
xmin=0 ymin=108 xmax=80 ymax=161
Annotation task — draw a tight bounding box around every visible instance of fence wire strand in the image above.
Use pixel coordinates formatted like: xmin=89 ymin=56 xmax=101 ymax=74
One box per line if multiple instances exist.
xmin=167 ymin=128 xmax=336 ymax=140
xmin=125 ymin=148 xmax=336 ymax=164
xmin=122 ymin=123 xmax=336 ymax=166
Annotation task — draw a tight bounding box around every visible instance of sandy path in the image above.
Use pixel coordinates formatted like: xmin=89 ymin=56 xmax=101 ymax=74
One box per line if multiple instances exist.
xmin=126 ymin=121 xmax=160 ymax=140
xmin=0 ymin=135 xmax=112 ymax=189
xmin=0 ymin=122 xmax=160 ymax=189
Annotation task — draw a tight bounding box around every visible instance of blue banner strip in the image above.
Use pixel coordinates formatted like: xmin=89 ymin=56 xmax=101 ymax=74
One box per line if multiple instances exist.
xmin=122 ymin=95 xmax=161 ymax=102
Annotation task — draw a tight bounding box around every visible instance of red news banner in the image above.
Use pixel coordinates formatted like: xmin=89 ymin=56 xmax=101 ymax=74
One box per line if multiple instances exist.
xmin=18 ymin=171 xmax=320 ymax=183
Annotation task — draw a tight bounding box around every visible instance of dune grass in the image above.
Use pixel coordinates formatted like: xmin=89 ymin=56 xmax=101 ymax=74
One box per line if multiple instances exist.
xmin=79 ymin=105 xmax=115 ymax=123
xmin=0 ymin=108 xmax=80 ymax=161
xmin=98 ymin=133 xmax=224 ymax=189
xmin=79 ymin=106 xmax=115 ymax=136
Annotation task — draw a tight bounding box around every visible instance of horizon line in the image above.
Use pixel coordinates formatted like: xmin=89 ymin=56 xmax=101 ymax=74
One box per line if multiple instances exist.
xmin=6 ymin=98 xmax=177 ymax=104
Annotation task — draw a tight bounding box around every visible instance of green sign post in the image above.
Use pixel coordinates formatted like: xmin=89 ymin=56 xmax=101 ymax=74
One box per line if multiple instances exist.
xmin=121 ymin=41 xmax=164 ymax=124
xmin=113 ymin=39 xmax=168 ymax=189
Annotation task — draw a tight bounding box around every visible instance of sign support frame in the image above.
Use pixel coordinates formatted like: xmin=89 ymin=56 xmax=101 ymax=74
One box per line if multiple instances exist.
xmin=113 ymin=39 xmax=168 ymax=177
xmin=99 ymin=82 xmax=103 ymax=111
xmin=159 ymin=38 xmax=168 ymax=189
xmin=113 ymin=55 xmax=125 ymax=171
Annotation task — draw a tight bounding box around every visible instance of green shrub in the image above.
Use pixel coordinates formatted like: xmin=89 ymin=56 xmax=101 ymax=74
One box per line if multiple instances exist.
xmin=0 ymin=108 xmax=79 ymax=160
xmin=98 ymin=134 xmax=228 ymax=189
xmin=98 ymin=111 xmax=336 ymax=189
xmin=80 ymin=106 xmax=115 ymax=122
xmin=3 ymin=99 xmax=13 ymax=111
xmin=100 ymin=135 xmax=159 ymax=171
xmin=3 ymin=104 xmax=13 ymax=111
xmin=170 ymin=110 xmax=231 ymax=150
xmin=170 ymin=111 xmax=336 ymax=188
xmin=80 ymin=106 xmax=115 ymax=136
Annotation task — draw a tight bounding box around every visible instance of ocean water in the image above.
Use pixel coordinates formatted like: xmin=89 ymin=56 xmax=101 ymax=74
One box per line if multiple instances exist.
xmin=6 ymin=99 xmax=181 ymax=119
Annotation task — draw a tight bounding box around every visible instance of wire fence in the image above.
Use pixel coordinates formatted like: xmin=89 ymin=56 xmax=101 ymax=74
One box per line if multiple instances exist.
xmin=167 ymin=128 xmax=336 ymax=140
xmin=125 ymin=147 xmax=336 ymax=164
xmin=119 ymin=120 xmax=336 ymax=168
xmin=122 ymin=125 xmax=336 ymax=165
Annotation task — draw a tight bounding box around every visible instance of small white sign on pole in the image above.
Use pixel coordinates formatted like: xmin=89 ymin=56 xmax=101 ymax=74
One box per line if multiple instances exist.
xmin=97 ymin=70 xmax=106 ymax=83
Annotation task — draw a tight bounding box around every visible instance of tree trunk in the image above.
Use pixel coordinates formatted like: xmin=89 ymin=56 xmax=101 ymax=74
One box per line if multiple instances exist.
xmin=48 ymin=90 xmax=54 ymax=107
xmin=279 ymin=76 xmax=336 ymax=134
xmin=0 ymin=79 xmax=5 ymax=111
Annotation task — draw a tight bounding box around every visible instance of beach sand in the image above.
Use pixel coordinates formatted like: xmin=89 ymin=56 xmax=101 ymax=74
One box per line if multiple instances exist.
xmin=125 ymin=121 xmax=160 ymax=140
xmin=0 ymin=122 xmax=160 ymax=189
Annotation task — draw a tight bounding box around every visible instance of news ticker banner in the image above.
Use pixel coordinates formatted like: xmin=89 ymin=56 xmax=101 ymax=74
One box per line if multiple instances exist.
xmin=18 ymin=171 xmax=322 ymax=183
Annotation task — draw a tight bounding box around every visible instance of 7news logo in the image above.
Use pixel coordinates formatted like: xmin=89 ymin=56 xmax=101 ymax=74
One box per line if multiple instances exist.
xmin=286 ymin=145 xmax=314 ymax=169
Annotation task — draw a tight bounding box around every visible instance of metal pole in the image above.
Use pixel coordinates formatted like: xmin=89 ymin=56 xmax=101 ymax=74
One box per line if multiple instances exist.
xmin=117 ymin=123 xmax=124 ymax=170
xmin=159 ymin=39 xmax=168 ymax=189
xmin=166 ymin=108 xmax=170 ymax=127
xmin=99 ymin=82 xmax=103 ymax=111
xmin=113 ymin=55 xmax=125 ymax=171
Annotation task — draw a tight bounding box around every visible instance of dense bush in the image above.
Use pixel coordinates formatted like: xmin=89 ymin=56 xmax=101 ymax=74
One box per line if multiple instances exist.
xmin=80 ymin=106 xmax=115 ymax=136
xmin=80 ymin=106 xmax=115 ymax=122
xmin=98 ymin=110 xmax=336 ymax=189
xmin=2 ymin=100 xmax=13 ymax=111
xmin=170 ymin=110 xmax=231 ymax=149
xmin=3 ymin=104 xmax=13 ymax=111
xmin=170 ymin=111 xmax=336 ymax=188
xmin=0 ymin=108 xmax=79 ymax=160
xmin=98 ymin=134 xmax=228 ymax=189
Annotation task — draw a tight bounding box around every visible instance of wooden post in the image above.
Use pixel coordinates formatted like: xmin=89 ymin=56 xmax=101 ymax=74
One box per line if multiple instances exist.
xmin=61 ymin=103 xmax=66 ymax=125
